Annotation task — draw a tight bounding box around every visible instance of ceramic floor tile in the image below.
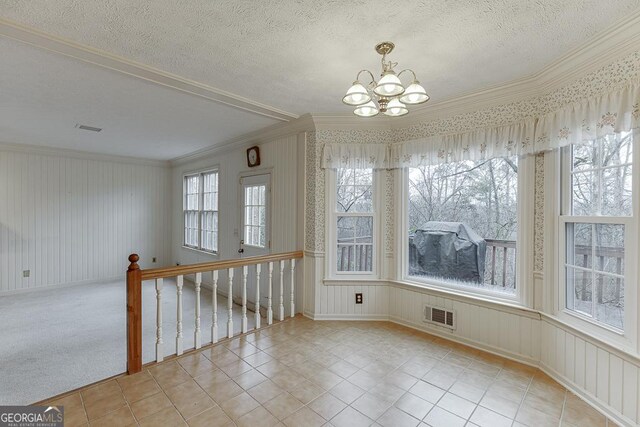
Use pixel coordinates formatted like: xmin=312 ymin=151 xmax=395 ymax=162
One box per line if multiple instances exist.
xmin=423 ymin=406 xmax=466 ymax=427
xmin=38 ymin=317 xmax=608 ymax=427
xmin=377 ymin=406 xmax=421 ymax=427
xmin=263 ymin=392 xmax=304 ymax=420
xmin=307 ymin=392 xmax=346 ymax=420
xmin=394 ymin=392 xmax=434 ymax=420
xmin=408 ymin=380 xmax=446 ymax=404
xmin=470 ymin=406 xmax=513 ymax=427
xmin=283 ymin=407 xmax=326 ymax=427
xmin=330 ymin=407 xmax=374 ymax=427
xmin=186 ymin=406 xmax=234 ymax=427
xmin=436 ymin=392 xmax=476 ymax=420
xmin=130 ymin=391 xmax=173 ymax=420
xmin=219 ymin=391 xmax=260 ymax=420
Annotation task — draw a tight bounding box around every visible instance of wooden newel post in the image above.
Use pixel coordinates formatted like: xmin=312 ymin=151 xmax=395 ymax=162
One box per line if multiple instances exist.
xmin=127 ymin=254 xmax=142 ymax=374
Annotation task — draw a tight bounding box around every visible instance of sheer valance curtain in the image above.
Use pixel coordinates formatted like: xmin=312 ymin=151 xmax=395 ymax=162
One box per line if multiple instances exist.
xmin=321 ymin=80 xmax=640 ymax=169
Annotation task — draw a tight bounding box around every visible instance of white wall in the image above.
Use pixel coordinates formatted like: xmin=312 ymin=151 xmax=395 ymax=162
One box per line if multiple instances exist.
xmin=170 ymin=133 xmax=305 ymax=315
xmin=0 ymin=146 xmax=171 ymax=293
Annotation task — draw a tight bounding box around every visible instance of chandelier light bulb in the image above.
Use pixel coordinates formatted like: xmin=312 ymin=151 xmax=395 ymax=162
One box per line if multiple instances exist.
xmin=353 ymin=101 xmax=379 ymax=117
xmin=384 ymin=98 xmax=408 ymax=117
xmin=344 ymin=42 xmax=428 ymax=117
xmin=399 ymin=81 xmax=430 ymax=105
xmin=373 ymin=72 xmax=405 ymax=97
xmin=342 ymin=81 xmax=372 ymax=106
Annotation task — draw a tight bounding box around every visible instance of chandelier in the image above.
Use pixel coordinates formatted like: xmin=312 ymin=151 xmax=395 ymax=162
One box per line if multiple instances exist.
xmin=342 ymin=41 xmax=430 ymax=117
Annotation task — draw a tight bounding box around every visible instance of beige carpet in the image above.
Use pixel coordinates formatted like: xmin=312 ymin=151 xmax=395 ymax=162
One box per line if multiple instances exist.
xmin=0 ymin=279 xmax=258 ymax=405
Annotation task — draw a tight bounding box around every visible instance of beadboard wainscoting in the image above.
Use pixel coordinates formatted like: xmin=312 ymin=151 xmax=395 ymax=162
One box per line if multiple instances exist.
xmin=0 ymin=147 xmax=171 ymax=293
xmin=540 ymin=316 xmax=640 ymax=426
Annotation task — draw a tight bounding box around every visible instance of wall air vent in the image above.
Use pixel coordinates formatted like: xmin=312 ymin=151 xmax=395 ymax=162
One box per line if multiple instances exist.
xmin=75 ymin=124 xmax=102 ymax=132
xmin=423 ymin=305 xmax=456 ymax=330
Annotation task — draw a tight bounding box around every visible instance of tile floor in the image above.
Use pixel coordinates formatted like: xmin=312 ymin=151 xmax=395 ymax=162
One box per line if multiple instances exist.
xmin=43 ymin=316 xmax=614 ymax=427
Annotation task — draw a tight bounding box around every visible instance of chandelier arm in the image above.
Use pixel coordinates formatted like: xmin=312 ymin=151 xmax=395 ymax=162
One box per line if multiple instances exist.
xmin=397 ymin=69 xmax=418 ymax=82
xmin=356 ymin=69 xmax=377 ymax=86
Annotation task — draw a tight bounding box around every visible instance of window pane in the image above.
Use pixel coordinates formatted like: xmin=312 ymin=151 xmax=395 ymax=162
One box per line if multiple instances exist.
xmin=566 ymin=266 xmax=592 ymax=316
xmin=571 ymin=132 xmax=633 ymax=216
xmin=337 ymin=168 xmax=373 ymax=213
xmin=565 ymin=222 xmax=625 ymax=330
xmin=408 ymin=157 xmax=518 ymax=294
xmin=337 ymin=216 xmax=356 ymax=243
xmin=336 ymin=216 xmax=373 ymax=272
xmin=595 ymin=273 xmax=624 ymax=329
xmin=567 ymin=223 xmax=592 ymax=269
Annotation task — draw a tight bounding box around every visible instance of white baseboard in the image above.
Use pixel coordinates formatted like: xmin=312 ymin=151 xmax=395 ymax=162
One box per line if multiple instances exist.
xmin=0 ymin=275 xmax=122 ymax=296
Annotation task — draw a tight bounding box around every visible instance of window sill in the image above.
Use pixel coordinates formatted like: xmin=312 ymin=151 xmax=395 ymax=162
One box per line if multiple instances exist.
xmin=181 ymin=246 xmax=219 ymax=257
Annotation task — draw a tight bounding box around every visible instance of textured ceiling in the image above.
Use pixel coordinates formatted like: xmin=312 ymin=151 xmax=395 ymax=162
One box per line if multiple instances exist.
xmin=2 ymin=0 xmax=640 ymax=116
xmin=0 ymin=38 xmax=277 ymax=160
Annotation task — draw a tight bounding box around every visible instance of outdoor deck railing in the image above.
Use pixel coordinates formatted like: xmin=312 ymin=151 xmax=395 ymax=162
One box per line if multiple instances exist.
xmin=126 ymin=251 xmax=303 ymax=374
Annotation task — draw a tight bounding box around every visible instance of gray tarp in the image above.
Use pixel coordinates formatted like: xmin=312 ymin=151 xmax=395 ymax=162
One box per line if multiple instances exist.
xmin=409 ymin=222 xmax=486 ymax=283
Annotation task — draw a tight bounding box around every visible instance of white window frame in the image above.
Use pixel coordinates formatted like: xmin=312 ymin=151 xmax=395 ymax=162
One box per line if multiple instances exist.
xmin=555 ymin=134 xmax=638 ymax=350
xmin=398 ymin=155 xmax=535 ymax=307
xmin=326 ymin=167 xmax=380 ymax=280
xmin=182 ymin=168 xmax=219 ymax=254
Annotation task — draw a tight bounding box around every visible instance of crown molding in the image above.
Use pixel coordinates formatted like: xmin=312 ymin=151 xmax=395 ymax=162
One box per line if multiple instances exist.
xmin=170 ymin=114 xmax=315 ymax=166
xmin=0 ymin=18 xmax=298 ymax=122
xmin=310 ymin=113 xmax=393 ymax=131
xmin=0 ymin=141 xmax=170 ymax=167
xmin=392 ymin=9 xmax=640 ymax=128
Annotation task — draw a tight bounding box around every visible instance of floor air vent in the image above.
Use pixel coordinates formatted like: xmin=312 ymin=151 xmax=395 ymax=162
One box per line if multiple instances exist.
xmin=424 ymin=305 xmax=456 ymax=330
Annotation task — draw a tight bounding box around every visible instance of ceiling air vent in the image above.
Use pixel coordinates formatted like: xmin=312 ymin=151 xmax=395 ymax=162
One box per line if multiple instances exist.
xmin=75 ymin=124 xmax=102 ymax=132
xmin=424 ymin=305 xmax=456 ymax=330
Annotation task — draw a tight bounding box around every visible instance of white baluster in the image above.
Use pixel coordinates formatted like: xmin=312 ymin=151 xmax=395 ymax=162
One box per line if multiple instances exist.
xmin=194 ymin=272 xmax=202 ymax=349
xmin=176 ymin=275 xmax=184 ymax=356
xmin=279 ymin=260 xmax=285 ymax=321
xmin=155 ymin=278 xmax=164 ymax=362
xmin=227 ymin=268 xmax=234 ymax=338
xmin=241 ymin=265 xmax=248 ymax=333
xmin=255 ymin=264 xmax=262 ymax=330
xmin=267 ymin=262 xmax=274 ymax=325
xmin=290 ymin=260 xmax=295 ymax=318
xmin=211 ymin=270 xmax=218 ymax=343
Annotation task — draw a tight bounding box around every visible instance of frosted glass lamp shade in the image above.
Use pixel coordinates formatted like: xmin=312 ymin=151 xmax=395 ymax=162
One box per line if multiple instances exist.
xmin=342 ymin=82 xmax=371 ymax=106
xmin=384 ymin=98 xmax=408 ymax=117
xmin=373 ymin=72 xmax=404 ymax=97
xmin=399 ymin=82 xmax=430 ymax=105
xmin=354 ymin=101 xmax=379 ymax=117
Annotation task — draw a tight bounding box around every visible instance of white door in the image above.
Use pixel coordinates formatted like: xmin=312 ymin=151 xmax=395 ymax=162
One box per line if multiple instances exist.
xmin=240 ymin=174 xmax=271 ymax=257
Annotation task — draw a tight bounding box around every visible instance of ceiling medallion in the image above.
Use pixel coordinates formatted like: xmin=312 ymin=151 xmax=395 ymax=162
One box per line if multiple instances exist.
xmin=343 ymin=41 xmax=430 ymax=118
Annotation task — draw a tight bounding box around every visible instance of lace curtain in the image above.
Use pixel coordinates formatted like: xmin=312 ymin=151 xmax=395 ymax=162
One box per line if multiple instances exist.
xmin=321 ymin=80 xmax=640 ymax=169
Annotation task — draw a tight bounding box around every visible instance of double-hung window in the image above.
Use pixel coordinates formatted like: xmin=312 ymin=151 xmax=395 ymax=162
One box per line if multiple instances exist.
xmin=406 ymin=156 xmax=520 ymax=297
xmin=334 ymin=168 xmax=375 ymax=274
xmin=560 ymin=131 xmax=636 ymax=334
xmin=183 ymin=170 xmax=219 ymax=253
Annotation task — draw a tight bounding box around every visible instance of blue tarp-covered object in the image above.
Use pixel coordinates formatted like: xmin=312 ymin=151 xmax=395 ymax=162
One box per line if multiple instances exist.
xmin=409 ymin=222 xmax=486 ymax=283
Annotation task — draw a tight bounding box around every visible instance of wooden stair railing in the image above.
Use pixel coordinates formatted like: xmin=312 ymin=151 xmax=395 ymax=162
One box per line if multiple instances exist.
xmin=126 ymin=251 xmax=303 ymax=374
